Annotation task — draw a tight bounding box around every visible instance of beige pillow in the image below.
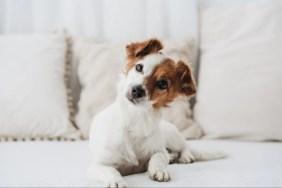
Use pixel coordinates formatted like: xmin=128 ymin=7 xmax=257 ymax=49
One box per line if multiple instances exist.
xmin=74 ymin=38 xmax=202 ymax=139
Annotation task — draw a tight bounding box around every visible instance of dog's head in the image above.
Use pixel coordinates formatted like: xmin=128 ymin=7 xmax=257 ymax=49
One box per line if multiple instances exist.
xmin=120 ymin=39 xmax=196 ymax=109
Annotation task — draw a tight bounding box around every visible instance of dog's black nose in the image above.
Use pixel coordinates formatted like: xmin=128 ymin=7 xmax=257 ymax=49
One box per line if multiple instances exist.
xmin=131 ymin=85 xmax=145 ymax=99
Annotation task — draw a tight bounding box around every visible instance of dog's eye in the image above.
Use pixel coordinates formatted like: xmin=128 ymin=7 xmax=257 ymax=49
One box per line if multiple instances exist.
xmin=135 ymin=64 xmax=143 ymax=72
xmin=156 ymin=80 xmax=168 ymax=90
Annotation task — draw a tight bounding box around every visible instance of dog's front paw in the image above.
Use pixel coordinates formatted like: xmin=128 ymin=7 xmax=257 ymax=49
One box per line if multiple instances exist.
xmin=149 ymin=169 xmax=170 ymax=182
xmin=105 ymin=179 xmax=128 ymax=188
xmin=178 ymin=149 xmax=195 ymax=164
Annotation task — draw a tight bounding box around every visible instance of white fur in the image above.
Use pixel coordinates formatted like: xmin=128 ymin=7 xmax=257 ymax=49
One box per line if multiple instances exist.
xmin=88 ymin=53 xmax=226 ymax=188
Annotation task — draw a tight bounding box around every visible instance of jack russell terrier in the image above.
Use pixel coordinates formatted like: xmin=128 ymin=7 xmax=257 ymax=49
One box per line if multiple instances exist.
xmin=88 ymin=39 xmax=226 ymax=187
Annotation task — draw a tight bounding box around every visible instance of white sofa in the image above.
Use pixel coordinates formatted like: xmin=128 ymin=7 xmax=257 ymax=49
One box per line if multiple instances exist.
xmin=1 ymin=0 xmax=282 ymax=187
xmin=1 ymin=140 xmax=282 ymax=187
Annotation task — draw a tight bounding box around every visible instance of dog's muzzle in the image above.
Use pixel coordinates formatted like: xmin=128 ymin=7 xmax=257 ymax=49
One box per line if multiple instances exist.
xmin=127 ymin=85 xmax=145 ymax=104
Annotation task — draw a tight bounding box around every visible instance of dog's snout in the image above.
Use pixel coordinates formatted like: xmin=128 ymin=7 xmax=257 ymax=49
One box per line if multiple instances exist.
xmin=131 ymin=85 xmax=145 ymax=99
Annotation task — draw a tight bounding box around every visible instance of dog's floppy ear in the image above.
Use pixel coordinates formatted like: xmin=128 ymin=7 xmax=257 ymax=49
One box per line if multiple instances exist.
xmin=175 ymin=61 xmax=196 ymax=96
xmin=126 ymin=39 xmax=163 ymax=59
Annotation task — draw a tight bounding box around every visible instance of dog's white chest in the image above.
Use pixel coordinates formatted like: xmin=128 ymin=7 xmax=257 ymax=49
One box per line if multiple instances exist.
xmin=89 ymin=101 xmax=166 ymax=176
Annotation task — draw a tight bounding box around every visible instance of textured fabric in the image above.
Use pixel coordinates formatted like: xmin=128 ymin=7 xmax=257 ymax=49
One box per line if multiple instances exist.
xmin=64 ymin=33 xmax=78 ymax=129
xmin=0 ymin=33 xmax=80 ymax=139
xmin=194 ymin=0 xmax=282 ymax=141
xmin=74 ymin=38 xmax=202 ymax=139
xmin=1 ymin=140 xmax=281 ymax=187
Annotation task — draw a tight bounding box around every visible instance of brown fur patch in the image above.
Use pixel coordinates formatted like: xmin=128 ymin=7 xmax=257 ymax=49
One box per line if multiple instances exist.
xmin=175 ymin=60 xmax=197 ymax=96
xmin=146 ymin=59 xmax=177 ymax=109
xmin=124 ymin=39 xmax=163 ymax=74
xmin=146 ymin=59 xmax=196 ymax=109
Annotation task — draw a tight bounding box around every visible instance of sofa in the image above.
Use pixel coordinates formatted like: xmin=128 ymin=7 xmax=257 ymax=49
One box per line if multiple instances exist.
xmin=0 ymin=0 xmax=282 ymax=187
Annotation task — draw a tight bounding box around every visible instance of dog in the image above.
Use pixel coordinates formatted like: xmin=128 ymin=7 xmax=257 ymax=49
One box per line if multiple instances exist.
xmin=88 ymin=39 xmax=225 ymax=187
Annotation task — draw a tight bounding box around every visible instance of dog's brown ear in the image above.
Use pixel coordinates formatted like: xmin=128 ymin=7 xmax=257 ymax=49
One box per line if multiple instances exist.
xmin=126 ymin=39 xmax=163 ymax=59
xmin=175 ymin=61 xmax=196 ymax=96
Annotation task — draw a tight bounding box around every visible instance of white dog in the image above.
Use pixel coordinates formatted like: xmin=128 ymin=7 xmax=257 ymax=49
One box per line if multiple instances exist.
xmin=88 ymin=39 xmax=225 ymax=187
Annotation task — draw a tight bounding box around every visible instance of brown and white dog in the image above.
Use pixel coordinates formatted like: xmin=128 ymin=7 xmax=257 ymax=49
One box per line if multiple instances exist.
xmin=88 ymin=39 xmax=225 ymax=187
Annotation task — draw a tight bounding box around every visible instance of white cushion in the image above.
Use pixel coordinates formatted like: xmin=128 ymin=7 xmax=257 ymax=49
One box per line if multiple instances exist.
xmin=194 ymin=0 xmax=282 ymax=141
xmin=0 ymin=33 xmax=79 ymax=139
xmin=74 ymin=38 xmax=202 ymax=139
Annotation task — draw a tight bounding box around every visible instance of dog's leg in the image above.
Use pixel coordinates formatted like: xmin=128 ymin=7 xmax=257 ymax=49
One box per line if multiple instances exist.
xmin=161 ymin=120 xmax=227 ymax=163
xmin=148 ymin=152 xmax=170 ymax=182
xmin=88 ymin=162 xmax=127 ymax=188
xmin=160 ymin=120 xmax=196 ymax=163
